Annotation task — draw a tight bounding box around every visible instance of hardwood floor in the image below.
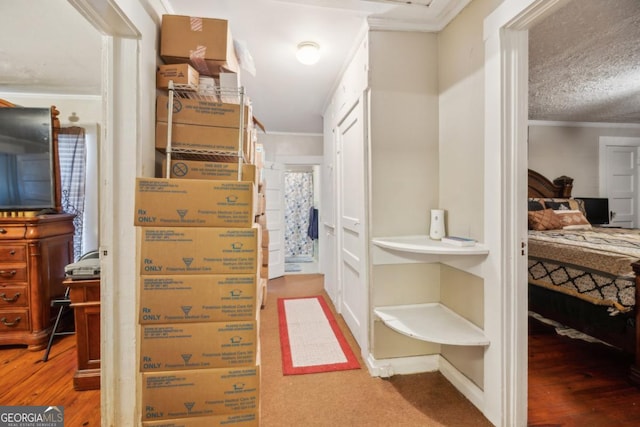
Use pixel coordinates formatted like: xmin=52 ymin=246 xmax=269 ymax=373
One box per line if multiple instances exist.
xmin=0 ymin=334 xmax=100 ymax=426
xmin=528 ymin=316 xmax=640 ymax=426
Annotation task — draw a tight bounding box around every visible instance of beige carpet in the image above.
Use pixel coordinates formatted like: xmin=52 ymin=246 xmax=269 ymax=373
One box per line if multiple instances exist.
xmin=259 ymin=274 xmax=493 ymax=427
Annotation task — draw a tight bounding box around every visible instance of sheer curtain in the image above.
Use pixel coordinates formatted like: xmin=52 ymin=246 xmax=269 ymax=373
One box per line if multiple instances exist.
xmin=58 ymin=126 xmax=86 ymax=261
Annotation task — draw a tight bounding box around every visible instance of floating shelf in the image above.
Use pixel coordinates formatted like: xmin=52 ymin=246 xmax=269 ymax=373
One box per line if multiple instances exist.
xmin=371 ymin=235 xmax=489 ymax=266
xmin=372 ymin=235 xmax=489 ymax=255
xmin=374 ymin=303 xmax=490 ymax=346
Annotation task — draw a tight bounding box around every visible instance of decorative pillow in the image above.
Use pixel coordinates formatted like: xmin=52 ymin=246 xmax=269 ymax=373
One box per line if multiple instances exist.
xmin=528 ymin=199 xmax=545 ymax=211
xmin=528 ymin=209 xmax=563 ymax=231
xmin=539 ymin=198 xmax=588 ymax=217
xmin=544 ymin=201 xmax=571 ymax=210
xmin=553 ymin=209 xmax=592 ymax=230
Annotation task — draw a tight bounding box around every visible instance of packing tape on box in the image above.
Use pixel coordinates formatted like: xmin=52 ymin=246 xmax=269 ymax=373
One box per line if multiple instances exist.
xmin=189 ymin=16 xmax=203 ymax=31
xmin=190 ymin=45 xmax=209 ymax=75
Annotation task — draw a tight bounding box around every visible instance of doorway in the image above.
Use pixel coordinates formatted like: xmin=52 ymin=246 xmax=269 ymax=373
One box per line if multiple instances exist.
xmin=283 ymin=164 xmax=321 ymax=275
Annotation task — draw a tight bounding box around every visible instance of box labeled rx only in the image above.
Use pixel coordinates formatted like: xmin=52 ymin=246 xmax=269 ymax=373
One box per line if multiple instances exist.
xmin=140 ymin=320 xmax=257 ymax=371
xmin=142 ymin=412 xmax=259 ymax=427
xmin=139 ymin=274 xmax=258 ymax=323
xmin=139 ymin=226 xmax=260 ymax=275
xmin=135 ymin=178 xmax=256 ymax=228
xmin=141 ymin=366 xmax=260 ymax=420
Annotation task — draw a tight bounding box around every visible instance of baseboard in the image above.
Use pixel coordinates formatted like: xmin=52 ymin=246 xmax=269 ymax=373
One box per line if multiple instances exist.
xmin=365 ymin=353 xmax=439 ymax=378
xmin=438 ymin=356 xmax=485 ymax=411
xmin=365 ymin=353 xmax=485 ymax=414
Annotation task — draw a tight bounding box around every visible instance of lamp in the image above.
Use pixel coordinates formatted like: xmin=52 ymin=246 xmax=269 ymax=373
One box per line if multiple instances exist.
xmin=296 ymin=41 xmax=320 ymax=65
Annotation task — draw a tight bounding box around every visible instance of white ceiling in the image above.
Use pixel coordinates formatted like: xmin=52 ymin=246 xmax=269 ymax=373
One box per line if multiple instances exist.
xmin=0 ymin=0 xmax=638 ymax=135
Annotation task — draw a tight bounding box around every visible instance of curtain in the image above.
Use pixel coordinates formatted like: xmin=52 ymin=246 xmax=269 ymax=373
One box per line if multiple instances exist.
xmin=58 ymin=126 xmax=87 ymax=261
xmin=284 ymin=171 xmax=314 ymax=258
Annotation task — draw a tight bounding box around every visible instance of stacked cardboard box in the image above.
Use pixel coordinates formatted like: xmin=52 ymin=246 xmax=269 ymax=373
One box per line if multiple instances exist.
xmin=135 ymin=180 xmax=261 ymax=426
xmin=136 ymin=14 xmax=266 ymax=427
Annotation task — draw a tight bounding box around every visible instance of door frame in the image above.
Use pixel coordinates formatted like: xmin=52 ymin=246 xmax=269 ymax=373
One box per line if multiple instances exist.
xmin=599 ymin=137 xmax=640 ymax=226
xmin=276 ymin=155 xmax=324 ymax=274
xmin=484 ymin=0 xmax=566 ymax=425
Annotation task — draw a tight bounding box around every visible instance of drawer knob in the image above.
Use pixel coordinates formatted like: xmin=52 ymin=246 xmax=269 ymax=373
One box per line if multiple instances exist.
xmin=0 ymin=292 xmax=20 ymax=303
xmin=9 ymin=250 xmax=15 ymax=255
xmin=0 ymin=270 xmax=17 ymax=278
xmin=1 ymin=317 xmax=21 ymax=327
xmin=0 ymin=228 xmax=6 ymax=234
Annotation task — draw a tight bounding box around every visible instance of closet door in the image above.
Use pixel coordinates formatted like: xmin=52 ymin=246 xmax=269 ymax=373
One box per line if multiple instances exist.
xmin=263 ymin=161 xmax=285 ymax=278
xmin=337 ymin=98 xmax=367 ymax=352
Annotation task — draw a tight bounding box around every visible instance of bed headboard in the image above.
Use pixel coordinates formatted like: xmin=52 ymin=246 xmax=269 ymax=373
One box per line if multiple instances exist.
xmin=528 ymin=169 xmax=574 ymax=198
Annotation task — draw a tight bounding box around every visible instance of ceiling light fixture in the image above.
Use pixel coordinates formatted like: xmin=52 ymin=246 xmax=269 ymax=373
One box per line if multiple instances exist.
xmin=296 ymin=41 xmax=321 ymax=65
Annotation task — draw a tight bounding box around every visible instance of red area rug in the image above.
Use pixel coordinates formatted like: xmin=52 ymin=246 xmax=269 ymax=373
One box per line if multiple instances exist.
xmin=278 ymin=295 xmax=360 ymax=375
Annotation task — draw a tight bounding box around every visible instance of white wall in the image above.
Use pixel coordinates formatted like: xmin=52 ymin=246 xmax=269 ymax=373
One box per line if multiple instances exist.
xmin=0 ymin=93 xmax=102 ymax=126
xmin=528 ymin=122 xmax=640 ymax=196
xmin=437 ymin=0 xmax=502 ymax=395
xmin=258 ymin=132 xmax=323 ymax=161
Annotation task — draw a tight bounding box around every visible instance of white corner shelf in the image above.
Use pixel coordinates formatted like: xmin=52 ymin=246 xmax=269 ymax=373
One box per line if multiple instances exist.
xmin=371 ymin=235 xmax=489 ymax=266
xmin=374 ymin=303 xmax=490 ymax=346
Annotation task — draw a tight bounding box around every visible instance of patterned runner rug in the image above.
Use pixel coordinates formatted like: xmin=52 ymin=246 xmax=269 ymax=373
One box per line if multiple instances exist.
xmin=278 ymin=296 xmax=360 ymax=375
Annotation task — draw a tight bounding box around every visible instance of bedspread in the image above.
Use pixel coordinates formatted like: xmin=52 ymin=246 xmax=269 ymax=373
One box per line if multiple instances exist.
xmin=528 ymin=228 xmax=640 ymax=313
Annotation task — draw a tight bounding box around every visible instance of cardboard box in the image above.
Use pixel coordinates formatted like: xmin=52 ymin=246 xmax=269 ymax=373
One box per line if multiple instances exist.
xmin=155 ymin=122 xmax=251 ymax=160
xmin=160 ymin=15 xmax=239 ymax=76
xmin=142 ymin=412 xmax=258 ymax=427
xmin=219 ymin=72 xmax=241 ymax=104
xmin=134 ymin=178 xmax=255 ymax=228
xmin=142 ymin=412 xmax=259 ymax=427
xmin=140 ymin=226 xmax=259 ymax=275
xmin=157 ymin=64 xmax=199 ymax=90
xmin=157 ymin=95 xmax=251 ymax=129
xmin=139 ymin=274 xmax=258 ymax=323
xmin=140 ymin=321 xmax=257 ymax=371
xmin=163 ymin=159 xmax=257 ymax=186
xmin=197 ymin=76 xmax=218 ymax=98
xmin=141 ymin=366 xmax=260 ymax=420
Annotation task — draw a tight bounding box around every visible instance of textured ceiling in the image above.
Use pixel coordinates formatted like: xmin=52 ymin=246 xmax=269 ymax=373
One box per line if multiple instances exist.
xmin=529 ymin=0 xmax=640 ymax=124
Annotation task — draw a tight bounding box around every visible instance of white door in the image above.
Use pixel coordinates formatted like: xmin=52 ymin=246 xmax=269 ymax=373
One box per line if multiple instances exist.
xmin=263 ymin=161 xmax=285 ymax=279
xmin=604 ymin=145 xmax=638 ymax=228
xmin=336 ymin=99 xmax=367 ymax=351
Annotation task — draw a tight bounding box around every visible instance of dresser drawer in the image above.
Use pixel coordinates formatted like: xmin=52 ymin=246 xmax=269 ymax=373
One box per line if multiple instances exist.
xmin=0 ymin=309 xmax=30 ymax=332
xmin=0 ymin=284 xmax=28 ymax=308
xmin=0 ymin=245 xmax=27 ymax=262
xmin=0 ymin=266 xmax=28 ymax=283
xmin=0 ymin=225 xmax=26 ymax=240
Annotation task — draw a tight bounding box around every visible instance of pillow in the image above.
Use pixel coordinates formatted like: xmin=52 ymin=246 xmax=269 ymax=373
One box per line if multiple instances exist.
xmin=540 ymin=198 xmax=587 ymax=217
xmin=528 ymin=209 xmax=563 ymax=231
xmin=528 ymin=199 xmax=545 ymax=211
xmin=544 ymin=201 xmax=571 ymax=210
xmin=553 ymin=209 xmax=592 ymax=230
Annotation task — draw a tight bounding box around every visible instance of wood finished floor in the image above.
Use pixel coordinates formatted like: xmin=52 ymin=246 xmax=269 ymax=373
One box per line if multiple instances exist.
xmin=0 ymin=333 xmax=100 ymax=426
xmin=528 ymin=317 xmax=640 ymax=426
xmin=2 ymin=294 xmax=640 ymax=426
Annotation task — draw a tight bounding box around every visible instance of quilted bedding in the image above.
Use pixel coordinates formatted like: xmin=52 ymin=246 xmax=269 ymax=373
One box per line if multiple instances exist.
xmin=528 ymin=227 xmax=640 ymax=313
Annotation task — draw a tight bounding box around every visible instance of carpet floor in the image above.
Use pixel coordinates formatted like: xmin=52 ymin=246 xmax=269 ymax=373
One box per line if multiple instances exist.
xmin=260 ymin=274 xmax=493 ymax=426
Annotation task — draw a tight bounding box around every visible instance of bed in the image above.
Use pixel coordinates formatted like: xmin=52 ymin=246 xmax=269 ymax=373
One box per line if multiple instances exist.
xmin=527 ymin=169 xmax=640 ymax=385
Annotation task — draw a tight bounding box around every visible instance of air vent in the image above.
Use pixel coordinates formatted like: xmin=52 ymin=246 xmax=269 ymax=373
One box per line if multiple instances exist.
xmin=363 ymin=0 xmax=433 ymax=6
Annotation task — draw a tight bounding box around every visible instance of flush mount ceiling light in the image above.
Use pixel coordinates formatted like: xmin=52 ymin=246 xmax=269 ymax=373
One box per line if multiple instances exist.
xmin=296 ymin=41 xmax=321 ymax=65
xmin=362 ymin=0 xmax=433 ymax=6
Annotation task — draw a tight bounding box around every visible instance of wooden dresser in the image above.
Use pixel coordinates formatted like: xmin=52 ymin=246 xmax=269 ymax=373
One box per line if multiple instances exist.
xmin=66 ymin=277 xmax=101 ymax=390
xmin=0 ymin=213 xmax=75 ymax=350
